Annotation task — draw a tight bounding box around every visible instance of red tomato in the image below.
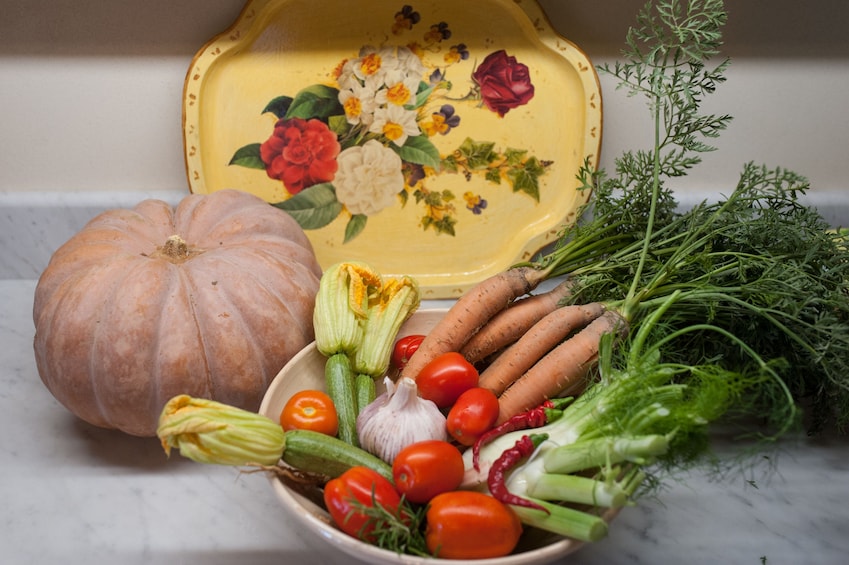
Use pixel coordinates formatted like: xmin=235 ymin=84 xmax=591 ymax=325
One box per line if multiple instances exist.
xmin=323 ymin=466 xmax=403 ymax=542
xmin=392 ymin=440 xmax=464 ymax=504
xmin=391 ymin=334 xmax=425 ymax=371
xmin=425 ymin=491 xmax=523 ymax=559
xmin=279 ymin=390 xmax=338 ymax=436
xmin=446 ymin=387 xmax=500 ymax=446
xmin=416 ymin=352 xmax=478 ymax=408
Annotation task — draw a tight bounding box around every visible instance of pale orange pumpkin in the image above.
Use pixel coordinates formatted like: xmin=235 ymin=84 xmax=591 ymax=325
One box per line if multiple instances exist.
xmin=33 ymin=189 xmax=323 ymax=437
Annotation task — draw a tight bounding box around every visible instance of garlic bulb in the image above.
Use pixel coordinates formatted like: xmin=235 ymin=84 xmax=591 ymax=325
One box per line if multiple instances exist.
xmin=356 ymin=376 xmax=448 ymax=463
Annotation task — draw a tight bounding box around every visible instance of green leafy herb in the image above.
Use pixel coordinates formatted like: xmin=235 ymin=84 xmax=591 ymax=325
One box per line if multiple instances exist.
xmin=529 ymin=0 xmax=849 ymax=437
xmin=350 ymin=495 xmax=429 ymax=556
xmin=476 ymin=2 xmax=849 ymax=540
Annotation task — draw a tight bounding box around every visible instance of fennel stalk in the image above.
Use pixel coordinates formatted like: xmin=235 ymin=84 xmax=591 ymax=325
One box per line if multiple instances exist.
xmin=470 ymin=0 xmax=849 ymax=541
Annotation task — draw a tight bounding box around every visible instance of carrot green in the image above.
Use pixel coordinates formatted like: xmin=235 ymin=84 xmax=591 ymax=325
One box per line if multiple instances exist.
xmin=467 ymin=0 xmax=849 ymax=541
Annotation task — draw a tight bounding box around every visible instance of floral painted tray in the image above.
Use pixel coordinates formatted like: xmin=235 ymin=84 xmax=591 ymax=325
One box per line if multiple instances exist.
xmin=183 ymin=0 xmax=601 ymax=298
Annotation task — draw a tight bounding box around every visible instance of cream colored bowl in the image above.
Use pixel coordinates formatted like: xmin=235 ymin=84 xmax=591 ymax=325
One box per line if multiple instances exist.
xmin=258 ymin=309 xmax=591 ymax=565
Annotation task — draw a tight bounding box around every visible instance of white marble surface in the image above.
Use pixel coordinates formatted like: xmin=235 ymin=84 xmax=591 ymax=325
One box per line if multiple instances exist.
xmin=0 ymin=190 xmax=185 ymax=280
xmin=3 ymin=277 xmax=849 ymax=565
xmin=4 ymin=189 xmax=849 ymax=281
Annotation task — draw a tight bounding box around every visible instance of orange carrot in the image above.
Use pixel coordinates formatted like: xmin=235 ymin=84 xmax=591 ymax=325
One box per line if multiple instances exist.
xmin=477 ymin=302 xmax=606 ymax=396
xmin=400 ymin=266 xmax=547 ymax=381
xmin=494 ymin=309 xmax=627 ymax=425
xmin=460 ymin=279 xmax=575 ymax=364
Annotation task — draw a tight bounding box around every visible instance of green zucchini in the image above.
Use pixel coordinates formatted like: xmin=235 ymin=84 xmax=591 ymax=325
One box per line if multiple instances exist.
xmin=354 ymin=373 xmax=376 ymax=416
xmin=325 ymin=353 xmax=359 ymax=446
xmin=281 ymin=428 xmax=392 ymax=481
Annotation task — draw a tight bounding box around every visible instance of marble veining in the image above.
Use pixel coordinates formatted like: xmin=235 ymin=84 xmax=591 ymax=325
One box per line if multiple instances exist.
xmin=3 ymin=189 xmax=849 ymax=281
xmin=2 ymin=188 xmax=849 ymax=565
xmin=0 ymin=190 xmax=185 ymax=279
xmin=2 ymin=278 xmax=849 ymax=564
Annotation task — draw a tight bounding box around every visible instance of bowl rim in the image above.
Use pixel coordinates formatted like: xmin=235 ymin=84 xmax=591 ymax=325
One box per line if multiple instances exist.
xmin=258 ymin=308 xmax=594 ymax=564
xmin=264 ymin=470 xmax=588 ymax=565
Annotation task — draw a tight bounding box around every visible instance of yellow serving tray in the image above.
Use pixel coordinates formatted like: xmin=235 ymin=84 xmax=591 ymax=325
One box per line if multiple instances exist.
xmin=183 ymin=0 xmax=601 ymax=298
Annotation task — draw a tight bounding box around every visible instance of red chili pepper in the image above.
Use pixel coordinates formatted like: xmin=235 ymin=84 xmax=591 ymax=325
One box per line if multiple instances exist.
xmin=472 ymin=398 xmax=569 ymax=471
xmin=487 ymin=433 xmax=549 ymax=513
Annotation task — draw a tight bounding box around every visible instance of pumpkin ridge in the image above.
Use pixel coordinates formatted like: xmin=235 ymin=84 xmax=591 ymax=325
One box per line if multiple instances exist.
xmin=182 ymin=259 xmax=269 ymax=409
xmin=208 ymin=276 xmax=270 ymax=395
xmin=191 ymin=250 xmax=289 ymax=390
xmin=175 ymin=190 xmax=264 ymax=242
xmin=211 ymin=247 xmax=316 ymax=347
xmin=179 ymin=256 xmax=266 ymax=407
xmin=172 ymin=264 xmax=214 ymax=402
xmin=33 ymin=190 xmax=321 ymax=436
xmin=33 ymin=272 xmax=85 ymax=416
xmin=149 ymin=265 xmax=211 ymax=424
xmin=209 ymin=237 xmax=320 ymax=276
xmin=178 ymin=192 xmax=313 ymax=253
xmin=86 ymin=205 xmax=177 ymax=253
xmin=92 ymin=257 xmax=171 ymax=434
xmin=255 ymin=254 xmax=317 ymax=344
xmin=35 ymin=257 xmax=138 ymax=428
xmin=87 ymin=260 xmax=140 ymax=427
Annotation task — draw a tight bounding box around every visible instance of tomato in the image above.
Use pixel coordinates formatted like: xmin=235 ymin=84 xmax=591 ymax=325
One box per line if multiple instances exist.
xmin=425 ymin=491 xmax=523 ymax=559
xmin=391 ymin=334 xmax=425 ymax=371
xmin=323 ymin=466 xmax=403 ymax=542
xmin=392 ymin=440 xmax=464 ymax=504
xmin=446 ymin=387 xmax=500 ymax=446
xmin=415 ymin=352 xmax=479 ymax=408
xmin=279 ymin=390 xmax=338 ymax=436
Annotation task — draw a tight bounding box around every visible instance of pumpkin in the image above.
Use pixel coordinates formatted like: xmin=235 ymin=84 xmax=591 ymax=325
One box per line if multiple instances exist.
xmin=33 ymin=189 xmax=323 ymax=437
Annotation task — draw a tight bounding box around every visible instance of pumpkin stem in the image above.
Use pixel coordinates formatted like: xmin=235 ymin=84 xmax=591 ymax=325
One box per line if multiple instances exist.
xmin=152 ymin=235 xmax=203 ymax=263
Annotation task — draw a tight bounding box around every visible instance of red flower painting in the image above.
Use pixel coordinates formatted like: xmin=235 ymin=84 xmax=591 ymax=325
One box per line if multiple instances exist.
xmin=472 ymin=50 xmax=535 ymax=117
xmin=260 ymin=117 xmax=341 ymax=194
xmin=231 ymin=5 xmax=550 ymax=242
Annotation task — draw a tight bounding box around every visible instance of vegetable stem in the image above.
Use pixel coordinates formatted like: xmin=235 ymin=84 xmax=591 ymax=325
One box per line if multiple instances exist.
xmin=325 ymin=353 xmax=359 ymax=447
xmin=525 ymin=473 xmax=629 ymax=508
xmin=543 ymin=434 xmax=672 ymax=475
xmin=509 ymin=498 xmax=608 ymax=543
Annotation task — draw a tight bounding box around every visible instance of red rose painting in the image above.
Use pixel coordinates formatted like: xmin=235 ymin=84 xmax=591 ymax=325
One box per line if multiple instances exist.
xmin=231 ymin=6 xmax=549 ymax=242
xmin=472 ymin=49 xmax=535 ymax=117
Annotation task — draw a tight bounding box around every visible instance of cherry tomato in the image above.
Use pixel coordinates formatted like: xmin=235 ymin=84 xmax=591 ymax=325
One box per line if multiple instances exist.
xmin=446 ymin=387 xmax=500 ymax=446
xmin=416 ymin=352 xmax=479 ymax=408
xmin=392 ymin=440 xmax=464 ymax=504
xmin=425 ymin=490 xmax=523 ymax=559
xmin=323 ymin=466 xmax=403 ymax=542
xmin=391 ymin=334 xmax=425 ymax=370
xmin=279 ymin=390 xmax=338 ymax=436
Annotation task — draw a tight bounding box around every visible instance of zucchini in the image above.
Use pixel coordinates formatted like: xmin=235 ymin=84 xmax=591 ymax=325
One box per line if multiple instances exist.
xmin=281 ymin=428 xmax=392 ymax=481
xmin=325 ymin=353 xmax=359 ymax=446
xmin=354 ymin=373 xmax=376 ymax=416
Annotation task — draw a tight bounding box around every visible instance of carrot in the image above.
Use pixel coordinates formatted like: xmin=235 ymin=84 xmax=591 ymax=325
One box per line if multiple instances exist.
xmin=494 ymin=309 xmax=627 ymax=425
xmin=460 ymin=279 xmax=575 ymax=364
xmin=477 ymin=303 xmax=606 ymax=396
xmin=400 ymin=266 xmax=547 ymax=381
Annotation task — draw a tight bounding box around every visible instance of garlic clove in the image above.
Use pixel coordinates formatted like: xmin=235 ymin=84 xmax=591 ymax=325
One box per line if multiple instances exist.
xmin=356 ymin=376 xmax=448 ymax=464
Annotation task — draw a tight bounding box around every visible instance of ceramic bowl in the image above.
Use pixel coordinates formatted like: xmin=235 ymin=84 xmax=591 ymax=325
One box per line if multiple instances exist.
xmin=258 ymin=309 xmax=592 ymax=565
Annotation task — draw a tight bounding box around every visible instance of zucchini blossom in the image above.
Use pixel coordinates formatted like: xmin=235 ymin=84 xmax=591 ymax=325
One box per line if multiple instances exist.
xmin=313 ymin=261 xmax=383 ymax=356
xmin=353 ymin=275 xmax=421 ymax=377
xmin=156 ymin=395 xmax=285 ymax=466
xmin=312 ymin=262 xmax=421 ymax=448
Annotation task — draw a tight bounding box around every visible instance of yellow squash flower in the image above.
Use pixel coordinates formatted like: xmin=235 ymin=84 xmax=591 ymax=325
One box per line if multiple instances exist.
xmin=353 ymin=275 xmax=420 ymax=377
xmin=313 ymin=261 xmax=383 ymax=356
xmin=156 ymin=395 xmax=285 ymax=466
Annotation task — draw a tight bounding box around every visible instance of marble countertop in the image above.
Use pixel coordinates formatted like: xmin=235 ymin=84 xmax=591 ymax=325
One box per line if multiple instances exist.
xmin=2 ymin=278 xmax=849 ymax=565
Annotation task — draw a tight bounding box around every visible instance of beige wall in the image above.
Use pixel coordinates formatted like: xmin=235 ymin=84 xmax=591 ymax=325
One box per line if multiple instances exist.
xmin=1 ymin=0 xmax=847 ymax=195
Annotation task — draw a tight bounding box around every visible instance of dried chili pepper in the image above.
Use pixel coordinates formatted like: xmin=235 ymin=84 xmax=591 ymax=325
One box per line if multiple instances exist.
xmin=487 ymin=433 xmax=549 ymax=513
xmin=472 ymin=398 xmax=570 ymax=471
